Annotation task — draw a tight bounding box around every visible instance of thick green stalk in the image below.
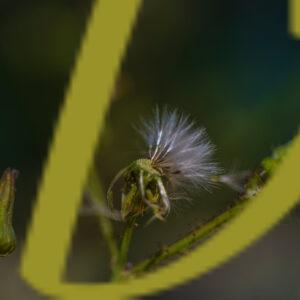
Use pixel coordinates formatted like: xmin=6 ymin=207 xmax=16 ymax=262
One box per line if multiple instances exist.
xmin=112 ymin=218 xmax=136 ymax=281
xmin=119 ymin=220 xmax=135 ymax=267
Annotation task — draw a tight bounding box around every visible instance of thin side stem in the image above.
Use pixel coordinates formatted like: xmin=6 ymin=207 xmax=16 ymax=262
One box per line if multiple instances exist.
xmin=131 ymin=199 xmax=248 ymax=275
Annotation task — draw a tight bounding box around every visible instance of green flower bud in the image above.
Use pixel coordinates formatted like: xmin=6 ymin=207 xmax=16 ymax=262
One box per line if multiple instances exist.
xmin=0 ymin=168 xmax=18 ymax=257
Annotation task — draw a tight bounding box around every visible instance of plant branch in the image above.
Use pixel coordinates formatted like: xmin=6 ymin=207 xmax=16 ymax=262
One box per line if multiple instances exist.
xmin=112 ymin=218 xmax=136 ymax=281
xmin=131 ymin=198 xmax=248 ymax=275
xmin=119 ymin=220 xmax=136 ymax=267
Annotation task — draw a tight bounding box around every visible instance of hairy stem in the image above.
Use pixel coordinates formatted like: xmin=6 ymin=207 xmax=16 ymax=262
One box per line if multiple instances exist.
xmin=131 ymin=199 xmax=247 ymax=275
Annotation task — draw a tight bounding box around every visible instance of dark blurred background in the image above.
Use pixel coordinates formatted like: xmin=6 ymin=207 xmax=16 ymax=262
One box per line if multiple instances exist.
xmin=0 ymin=0 xmax=300 ymax=299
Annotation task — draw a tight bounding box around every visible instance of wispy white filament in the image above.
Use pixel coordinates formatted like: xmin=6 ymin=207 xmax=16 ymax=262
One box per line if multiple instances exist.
xmin=139 ymin=107 xmax=220 ymax=192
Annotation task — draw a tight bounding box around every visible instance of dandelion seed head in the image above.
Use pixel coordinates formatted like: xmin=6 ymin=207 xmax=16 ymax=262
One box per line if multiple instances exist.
xmin=138 ymin=107 xmax=220 ymax=194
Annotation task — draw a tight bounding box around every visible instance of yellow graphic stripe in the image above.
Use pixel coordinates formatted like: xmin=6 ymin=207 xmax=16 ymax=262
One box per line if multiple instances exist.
xmin=20 ymin=1 xmax=300 ymax=299
xmin=290 ymin=0 xmax=300 ymax=38
xmin=20 ymin=0 xmax=142 ymax=297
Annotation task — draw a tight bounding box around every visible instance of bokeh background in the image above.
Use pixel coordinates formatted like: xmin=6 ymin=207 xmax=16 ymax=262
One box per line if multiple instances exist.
xmin=0 ymin=0 xmax=300 ymax=299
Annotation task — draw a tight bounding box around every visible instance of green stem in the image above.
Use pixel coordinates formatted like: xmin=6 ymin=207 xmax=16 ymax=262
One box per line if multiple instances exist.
xmin=87 ymin=167 xmax=118 ymax=268
xmin=112 ymin=218 xmax=136 ymax=281
xmin=119 ymin=220 xmax=135 ymax=266
xmin=131 ymin=199 xmax=248 ymax=275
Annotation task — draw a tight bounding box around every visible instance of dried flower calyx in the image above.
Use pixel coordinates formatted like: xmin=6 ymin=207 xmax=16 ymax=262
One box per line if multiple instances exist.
xmin=108 ymin=108 xmax=220 ymax=222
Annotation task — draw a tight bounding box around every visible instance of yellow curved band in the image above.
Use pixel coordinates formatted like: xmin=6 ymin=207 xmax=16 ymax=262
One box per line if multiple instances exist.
xmin=21 ymin=1 xmax=300 ymax=299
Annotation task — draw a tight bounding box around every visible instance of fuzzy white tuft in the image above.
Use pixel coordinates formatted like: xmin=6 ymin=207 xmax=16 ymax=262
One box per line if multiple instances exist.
xmin=138 ymin=107 xmax=220 ymax=192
